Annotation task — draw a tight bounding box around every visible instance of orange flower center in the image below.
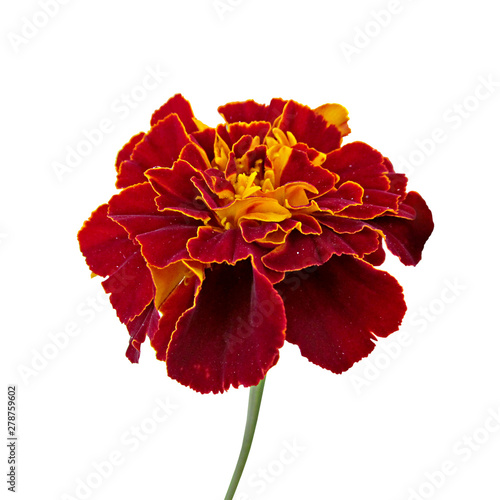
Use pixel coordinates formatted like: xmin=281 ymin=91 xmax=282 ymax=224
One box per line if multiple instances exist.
xmin=210 ymin=128 xmax=324 ymax=230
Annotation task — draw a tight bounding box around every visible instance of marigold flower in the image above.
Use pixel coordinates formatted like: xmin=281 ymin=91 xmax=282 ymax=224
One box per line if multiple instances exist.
xmin=78 ymin=94 xmax=433 ymax=394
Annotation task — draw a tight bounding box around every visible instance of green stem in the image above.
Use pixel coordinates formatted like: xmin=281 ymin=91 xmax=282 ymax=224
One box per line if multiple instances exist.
xmin=224 ymin=377 xmax=266 ymax=500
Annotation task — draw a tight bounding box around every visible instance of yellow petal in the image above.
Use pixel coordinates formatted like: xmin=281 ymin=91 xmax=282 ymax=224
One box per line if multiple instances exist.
xmin=314 ymin=103 xmax=351 ymax=137
xmin=150 ymin=261 xmax=188 ymax=309
xmin=215 ymin=197 xmax=291 ymax=227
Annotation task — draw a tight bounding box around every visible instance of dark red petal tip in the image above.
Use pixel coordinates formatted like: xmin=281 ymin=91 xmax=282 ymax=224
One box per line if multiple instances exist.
xmin=116 ymin=114 xmax=192 ymax=188
xmin=370 ymin=191 xmax=434 ymax=266
xmin=278 ymin=100 xmax=342 ymax=154
xmin=166 ymin=260 xmax=286 ymax=394
xmin=125 ymin=301 xmax=160 ymax=363
xmin=276 ymin=255 xmax=406 ymax=374
xmin=218 ymin=98 xmax=287 ymax=125
xmin=151 ymin=94 xmax=199 ymax=132
xmin=78 ymin=204 xmax=155 ymax=324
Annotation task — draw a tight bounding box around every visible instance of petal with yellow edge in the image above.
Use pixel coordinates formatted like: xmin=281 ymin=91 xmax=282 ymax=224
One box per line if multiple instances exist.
xmin=279 ymin=148 xmax=336 ymax=198
xmin=187 ymin=226 xmax=284 ymax=284
xmin=125 ymin=301 xmax=159 ymax=363
xmin=314 ymin=103 xmax=351 ymax=137
xmin=368 ymin=191 xmax=434 ymax=266
xmin=77 ymin=203 xmax=155 ymax=324
xmin=277 ymin=100 xmax=342 ymax=154
xmin=108 ymin=182 xmax=202 ymax=269
xmin=116 ymin=114 xmax=193 ymax=188
xmin=151 ymin=93 xmax=205 ymax=133
xmin=146 ymin=161 xmax=211 ymax=222
xmin=115 ymin=132 xmax=145 ymax=188
xmin=218 ymin=98 xmax=287 ymax=125
xmin=150 ymin=268 xmax=203 ymax=362
xmin=262 ymin=226 xmax=379 ymax=272
xmin=214 ymin=197 xmax=291 ymax=229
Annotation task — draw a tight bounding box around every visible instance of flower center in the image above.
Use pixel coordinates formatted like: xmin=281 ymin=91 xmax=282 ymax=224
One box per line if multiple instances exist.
xmin=209 ymin=128 xmax=306 ymax=230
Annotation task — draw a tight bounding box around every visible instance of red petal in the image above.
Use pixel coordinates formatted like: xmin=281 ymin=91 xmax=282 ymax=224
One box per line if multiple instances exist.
xmin=218 ymin=98 xmax=287 ymax=124
xmin=362 ymin=234 xmax=386 ymax=266
xmin=191 ymin=127 xmax=216 ymax=163
xmin=187 ymin=226 xmax=283 ymax=283
xmin=369 ymin=191 xmax=434 ymax=266
xmin=167 ymin=260 xmax=286 ymax=393
xmin=275 ymin=255 xmax=406 ymax=373
xmin=262 ymin=226 xmax=379 ymax=272
xmin=116 ymin=114 xmax=191 ymax=188
xmin=279 ymin=148 xmax=336 ymax=197
xmin=78 ymin=204 xmax=154 ymax=323
xmin=316 ymin=181 xmax=364 ymax=213
xmin=387 ymin=172 xmax=408 ymax=197
xmin=323 ymin=142 xmax=390 ymax=190
xmin=316 ymin=215 xmax=366 ymax=234
xmin=291 ymin=214 xmax=322 ymax=235
xmin=151 ymin=94 xmax=199 ymax=133
xmin=227 ymin=121 xmax=271 ymax=146
xmin=125 ymin=301 xmax=160 ymax=363
xmin=277 ymin=100 xmax=342 ymax=154
xmin=178 ymin=142 xmax=210 ymax=171
xmin=240 ymin=220 xmax=280 ymax=243
xmin=146 ymin=161 xmax=211 ymax=221
xmin=115 ymin=133 xmax=145 ymax=188
xmin=108 ymin=182 xmax=201 ymax=268
xmin=200 ymin=168 xmax=235 ymax=199
xmin=338 ymin=189 xmax=401 ymax=219
xmin=150 ymin=274 xmax=200 ymax=361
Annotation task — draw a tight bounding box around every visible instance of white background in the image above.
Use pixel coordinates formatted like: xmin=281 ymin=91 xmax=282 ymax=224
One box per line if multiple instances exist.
xmin=2 ymin=1 xmax=500 ymax=499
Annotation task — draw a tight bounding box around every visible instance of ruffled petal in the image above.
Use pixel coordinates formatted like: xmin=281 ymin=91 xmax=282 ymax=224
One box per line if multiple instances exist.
xmin=277 ymin=100 xmax=342 ymax=154
xmin=78 ymin=204 xmax=154 ymax=323
xmin=146 ymin=161 xmax=211 ymax=221
xmin=166 ymin=260 xmax=286 ymax=393
xmin=279 ymin=148 xmax=336 ymax=197
xmin=314 ymin=103 xmax=351 ymax=137
xmin=190 ymin=127 xmax=216 ymax=163
xmin=239 ymin=220 xmax=281 ymax=243
xmin=262 ymin=226 xmax=379 ymax=272
xmin=322 ymin=142 xmax=390 ymax=190
xmin=125 ymin=301 xmax=160 ymax=363
xmin=178 ymin=142 xmax=211 ymax=171
xmin=227 ymin=121 xmax=271 ymax=147
xmin=150 ymin=272 xmax=201 ymax=361
xmin=315 ymin=181 xmax=364 ymax=213
xmin=218 ymin=98 xmax=288 ymax=125
xmin=369 ymin=191 xmax=434 ymax=266
xmin=362 ymin=234 xmax=386 ymax=266
xmin=275 ymin=255 xmax=406 ymax=373
xmin=108 ymin=182 xmax=201 ymax=268
xmin=151 ymin=93 xmax=200 ymax=132
xmin=115 ymin=132 xmax=145 ymax=188
xmin=116 ymin=114 xmax=192 ymax=188
xmin=187 ymin=226 xmax=283 ymax=283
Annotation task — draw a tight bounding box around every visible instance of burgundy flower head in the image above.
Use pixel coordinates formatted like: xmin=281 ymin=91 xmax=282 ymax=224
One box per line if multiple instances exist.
xmin=78 ymin=94 xmax=433 ymax=394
